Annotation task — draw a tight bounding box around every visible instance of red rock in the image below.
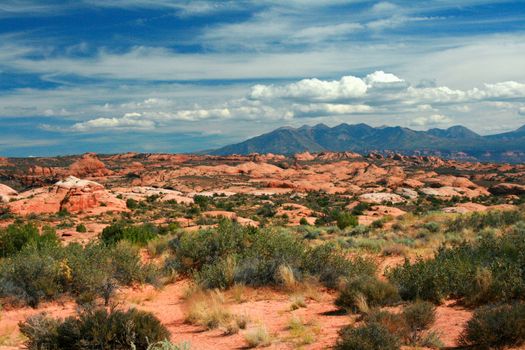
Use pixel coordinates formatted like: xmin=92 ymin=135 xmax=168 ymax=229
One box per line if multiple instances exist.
xmin=69 ymin=153 xmax=113 ymax=177
xmin=9 ymin=176 xmax=126 ymax=215
xmin=0 ymin=183 xmax=18 ymax=202
xmin=294 ymin=152 xmax=315 ymax=161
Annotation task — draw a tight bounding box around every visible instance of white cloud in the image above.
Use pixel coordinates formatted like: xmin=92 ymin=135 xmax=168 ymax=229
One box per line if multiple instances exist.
xmin=365 ymin=71 xmax=404 ymax=86
xmin=411 ymin=114 xmax=452 ymax=127
xmin=71 ymin=113 xmax=155 ymax=131
xmin=250 ymin=75 xmax=368 ymax=101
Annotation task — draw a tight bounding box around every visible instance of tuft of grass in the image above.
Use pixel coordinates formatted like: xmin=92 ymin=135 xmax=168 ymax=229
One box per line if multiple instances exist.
xmin=289 ymin=294 xmax=307 ymax=310
xmin=244 ymin=325 xmax=272 ymax=348
xmin=277 ymin=264 xmax=297 ymax=291
xmin=184 ymin=290 xmax=232 ymax=329
xmin=287 ymin=316 xmax=320 ymax=346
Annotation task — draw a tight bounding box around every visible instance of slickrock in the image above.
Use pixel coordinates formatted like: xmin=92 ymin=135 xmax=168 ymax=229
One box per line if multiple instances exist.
xmin=69 ymin=153 xmax=113 ymax=178
xmin=0 ymin=184 xmax=18 ymax=202
xmin=359 ymin=192 xmax=405 ymax=204
xmin=9 ymin=176 xmax=126 ymax=215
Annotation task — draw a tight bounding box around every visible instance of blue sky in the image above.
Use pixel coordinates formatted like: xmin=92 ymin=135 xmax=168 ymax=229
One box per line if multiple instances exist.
xmin=0 ymin=0 xmax=524 ymax=156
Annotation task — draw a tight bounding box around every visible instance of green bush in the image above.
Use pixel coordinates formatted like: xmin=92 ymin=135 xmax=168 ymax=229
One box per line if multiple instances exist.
xmin=100 ymin=222 xmax=161 ymax=246
xmin=335 ymin=323 xmax=400 ymax=350
xmin=335 ymin=276 xmax=399 ymax=311
xmin=302 ymin=243 xmax=376 ymax=289
xmin=126 ymin=198 xmax=139 ymax=209
xmin=166 ymin=221 xmax=376 ymax=290
xmin=75 ymin=224 xmax=87 ymax=233
xmin=336 ymin=212 xmax=358 ymax=230
xmin=460 ymin=303 xmax=525 ymax=349
xmin=20 ymin=308 xmax=170 ymax=350
xmin=0 ymin=244 xmax=63 ymax=307
xmin=389 ymin=223 xmax=525 ymax=305
xmin=299 ymin=217 xmax=309 ymax=226
xmin=422 ymin=221 xmax=440 ymax=233
xmin=0 ymin=241 xmax=158 ymax=307
xmin=448 ymin=209 xmax=523 ymax=232
xmin=0 ymin=223 xmax=60 ymax=258
xmin=402 ymin=301 xmax=436 ymax=344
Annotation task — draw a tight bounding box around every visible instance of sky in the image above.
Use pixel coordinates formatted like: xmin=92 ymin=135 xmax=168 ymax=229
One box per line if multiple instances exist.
xmin=0 ymin=0 xmax=524 ymax=156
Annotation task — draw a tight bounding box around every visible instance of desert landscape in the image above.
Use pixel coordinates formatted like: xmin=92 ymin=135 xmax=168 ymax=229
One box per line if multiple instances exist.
xmin=2 ymin=1 xmax=525 ymax=349
xmin=1 ymin=151 xmax=525 ymax=349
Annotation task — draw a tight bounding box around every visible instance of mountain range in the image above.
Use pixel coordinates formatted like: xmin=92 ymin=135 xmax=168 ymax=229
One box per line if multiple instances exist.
xmin=210 ymin=123 xmax=525 ymax=163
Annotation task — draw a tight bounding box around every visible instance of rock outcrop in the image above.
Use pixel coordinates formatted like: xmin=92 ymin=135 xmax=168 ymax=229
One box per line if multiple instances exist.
xmin=0 ymin=184 xmax=18 ymax=203
xmin=69 ymin=153 xmax=113 ymax=178
xmin=9 ymin=176 xmax=126 ymax=215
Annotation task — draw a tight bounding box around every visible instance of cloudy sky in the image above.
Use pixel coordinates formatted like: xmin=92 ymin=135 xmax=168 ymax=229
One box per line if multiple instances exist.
xmin=1 ymin=0 xmax=524 ymax=156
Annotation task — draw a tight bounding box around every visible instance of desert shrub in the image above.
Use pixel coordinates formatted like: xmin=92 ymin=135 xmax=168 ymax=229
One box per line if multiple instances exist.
xmin=365 ymin=304 xmax=440 ymax=347
xmin=167 ymin=221 xmax=375 ymax=290
xmin=302 ymin=243 xmax=376 ymax=289
xmin=0 ymin=240 xmax=158 ymax=307
xmin=448 ymin=209 xmax=523 ymax=232
xmin=0 ymin=223 xmax=59 ymax=258
xmin=20 ymin=308 xmax=170 ymax=350
xmin=335 ymin=323 xmax=400 ymax=350
xmin=460 ymin=303 xmax=525 ymax=349
xmin=335 ymin=276 xmax=399 ymax=311
xmin=336 ymin=212 xmax=358 ymax=230
xmin=126 ymin=198 xmax=139 ymax=209
xmin=299 ymin=217 xmax=309 ymax=225
xmin=234 ymin=229 xmax=305 ymax=286
xmin=402 ymin=300 xmax=436 ymax=344
xmin=100 ymin=222 xmax=161 ymax=246
xmin=422 ymin=221 xmax=440 ymax=233
xmin=257 ymin=203 xmax=276 ymax=218
xmin=75 ymin=224 xmax=87 ymax=233
xmin=194 ymin=255 xmax=237 ymax=289
xmin=0 ymin=243 xmax=63 ymax=307
xmin=166 ymin=219 xmax=249 ymax=275
xmin=389 ymin=223 xmax=525 ymax=305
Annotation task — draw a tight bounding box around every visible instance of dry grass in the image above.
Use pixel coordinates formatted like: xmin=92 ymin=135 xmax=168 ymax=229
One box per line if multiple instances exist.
xmin=230 ymin=283 xmax=248 ymax=303
xmin=244 ymin=324 xmax=272 ymax=348
xmin=287 ymin=316 xmax=320 ymax=346
xmin=277 ymin=264 xmax=297 ymax=292
xmin=185 ymin=289 xmax=232 ymax=329
xmin=289 ymin=294 xmax=307 ymax=310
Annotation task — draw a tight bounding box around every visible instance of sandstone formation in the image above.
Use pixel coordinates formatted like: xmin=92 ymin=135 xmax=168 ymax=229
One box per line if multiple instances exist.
xmin=9 ymin=176 xmax=126 ymax=215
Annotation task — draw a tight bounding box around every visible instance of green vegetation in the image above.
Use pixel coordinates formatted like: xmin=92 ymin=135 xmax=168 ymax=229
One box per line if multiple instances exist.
xmin=389 ymin=222 xmax=525 ymax=305
xmin=460 ymin=303 xmax=525 ymax=349
xmin=0 ymin=223 xmax=59 ymax=258
xmin=100 ymin=221 xmax=175 ymax=246
xmin=335 ymin=322 xmax=400 ymax=350
xmin=20 ymin=308 xmax=170 ymax=350
xmin=165 ymin=219 xmax=376 ymax=290
xmin=0 ymin=240 xmax=158 ymax=307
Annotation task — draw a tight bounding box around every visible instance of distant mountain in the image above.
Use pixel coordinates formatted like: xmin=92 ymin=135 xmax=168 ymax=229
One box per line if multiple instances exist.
xmin=209 ymin=123 xmax=525 ymax=163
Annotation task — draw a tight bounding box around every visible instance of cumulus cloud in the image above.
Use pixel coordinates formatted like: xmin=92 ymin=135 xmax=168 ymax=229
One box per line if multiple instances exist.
xmin=71 ymin=112 xmax=155 ymax=131
xmin=249 ymin=71 xmax=404 ymax=102
xmin=9 ymin=71 xmax=525 ymax=135
xmin=411 ymin=114 xmax=453 ymax=127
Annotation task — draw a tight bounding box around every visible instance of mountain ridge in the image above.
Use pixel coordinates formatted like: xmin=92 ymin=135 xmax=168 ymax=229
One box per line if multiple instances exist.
xmin=209 ymin=123 xmax=525 ymax=163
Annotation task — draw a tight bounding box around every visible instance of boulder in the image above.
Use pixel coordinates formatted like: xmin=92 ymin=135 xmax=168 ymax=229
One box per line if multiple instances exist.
xmin=359 ymin=192 xmax=405 ymax=204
